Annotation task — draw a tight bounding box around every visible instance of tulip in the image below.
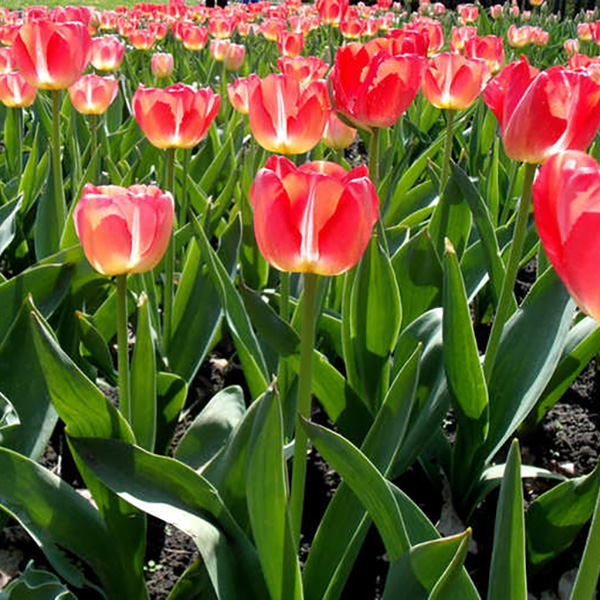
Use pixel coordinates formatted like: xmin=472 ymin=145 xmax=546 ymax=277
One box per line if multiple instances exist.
xmin=564 ymin=39 xmax=580 ymax=57
xmin=180 ymin=25 xmax=209 ymax=51
xmin=533 ymin=150 xmax=600 ymax=322
xmin=227 ymin=74 xmax=260 ymax=114
xmin=322 ymin=110 xmax=357 ymax=149
xmin=129 ymin=28 xmax=157 ymax=50
xmin=277 ymin=31 xmax=305 ymax=57
xmin=74 ymin=183 xmax=174 ymax=276
xmin=530 ymin=27 xmax=549 ymax=47
xmin=577 ymin=23 xmax=593 ymax=42
xmin=490 ymin=4 xmax=503 ymax=19
xmin=385 ymin=28 xmax=429 ymax=56
xmin=0 ymin=47 xmax=13 ymax=74
xmin=411 ymin=17 xmax=444 ymax=55
xmin=151 ymin=52 xmax=174 ymax=79
xmin=422 ymin=53 xmax=491 ymax=111
xmin=260 ymin=18 xmax=286 ymax=42
xmin=210 ymin=38 xmax=230 ymax=62
xmin=0 ymin=72 xmax=36 ymax=108
xmin=133 ymin=83 xmax=220 ymax=149
xmin=277 ymin=55 xmax=328 ymax=85
xmin=464 ymin=35 xmax=505 ymax=74
xmin=317 ymin=0 xmax=349 ymax=26
xmin=13 ymin=19 xmax=91 ymax=90
xmin=340 ymin=17 xmax=364 ymax=40
xmin=68 ymin=74 xmax=119 ymax=115
xmin=251 ymin=155 xmax=379 ymax=275
xmin=458 ymin=4 xmax=478 ymax=23
xmin=247 ymin=74 xmax=328 ymax=154
xmin=450 ymin=25 xmax=477 ymax=52
xmin=224 ymin=43 xmax=245 ymax=71
xmin=90 ymin=35 xmax=125 ymax=71
xmin=329 ymin=41 xmax=427 ymax=131
xmin=208 ymin=15 xmax=235 ymax=39
xmin=484 ymin=58 xmax=600 ymax=164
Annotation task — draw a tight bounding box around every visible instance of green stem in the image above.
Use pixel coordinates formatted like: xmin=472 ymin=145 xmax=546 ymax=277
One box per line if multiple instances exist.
xmin=180 ymin=149 xmax=191 ymax=227
xmin=116 ymin=274 xmax=131 ymax=423
xmin=570 ymin=486 xmax=600 ymax=600
xmin=369 ymin=127 xmax=388 ymax=252
xmin=328 ymin=25 xmax=336 ymax=66
xmin=484 ymin=162 xmax=537 ymax=381
xmin=280 ymin=271 xmax=290 ymax=321
xmin=90 ymin=113 xmax=99 ymax=183
xmin=14 ymin=108 xmax=23 ymax=181
xmin=163 ymin=147 xmax=176 ymax=350
xmin=289 ymin=272 xmax=319 ymax=548
xmin=51 ymin=90 xmax=66 ymax=253
xmin=435 ymin=109 xmax=455 ymax=257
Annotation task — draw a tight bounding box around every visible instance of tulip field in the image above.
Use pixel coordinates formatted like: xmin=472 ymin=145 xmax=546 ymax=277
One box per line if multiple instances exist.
xmin=2 ymin=0 xmax=600 ymax=598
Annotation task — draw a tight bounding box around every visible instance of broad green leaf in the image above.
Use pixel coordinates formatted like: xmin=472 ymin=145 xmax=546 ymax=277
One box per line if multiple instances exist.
xmin=29 ymin=311 xmax=147 ymax=600
xmin=155 ymin=372 xmax=188 ymax=456
xmin=382 ymin=530 xmax=471 ymax=600
xmin=0 ymin=447 xmax=129 ymax=599
xmin=346 ymin=237 xmax=401 ymax=410
xmin=198 ymin=134 xmax=235 ymax=195
xmin=76 ymin=311 xmax=116 ymax=384
xmin=0 ymin=198 xmax=21 ymax=259
xmin=246 ymin=389 xmax=303 ymax=600
xmin=167 ymin=558 xmax=217 ymax=600
xmin=192 ymin=214 xmax=269 ymax=399
xmin=479 ymin=269 xmax=575 ymax=468
xmin=488 ymin=440 xmax=527 ymax=600
xmin=392 ymin=228 xmax=442 ymax=331
xmin=71 ymin=437 xmax=269 ymax=600
xmin=304 ymin=346 xmax=421 ymax=600
xmin=443 ymin=241 xmax=488 ymax=491
xmin=301 ymin=418 xmax=409 ymax=561
xmin=131 ymin=293 xmax=156 ymax=452
xmin=4 ymin=107 xmax=18 ymax=175
xmin=18 ymin=126 xmax=42 ymax=215
xmin=175 ymin=386 xmax=246 ymax=471
xmin=527 ymin=461 xmax=600 ymax=568
xmin=0 ymin=391 xmax=19 ymax=434
xmin=0 ymin=561 xmax=76 ymax=600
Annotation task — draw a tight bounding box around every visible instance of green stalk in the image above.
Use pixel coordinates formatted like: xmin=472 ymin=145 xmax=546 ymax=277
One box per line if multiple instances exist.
xmin=484 ymin=162 xmax=537 ymax=380
xmin=180 ymin=149 xmax=191 ymax=227
xmin=51 ymin=90 xmax=66 ymax=252
xmin=163 ymin=147 xmax=176 ymax=350
xmin=328 ymin=25 xmax=336 ymax=66
xmin=435 ymin=109 xmax=455 ymax=257
xmin=90 ymin=113 xmax=99 ymax=183
xmin=289 ymin=272 xmax=319 ymax=548
xmin=14 ymin=108 xmax=23 ymax=181
xmin=369 ymin=127 xmax=388 ymax=252
xmin=116 ymin=274 xmax=131 ymax=423
xmin=570 ymin=486 xmax=600 ymax=600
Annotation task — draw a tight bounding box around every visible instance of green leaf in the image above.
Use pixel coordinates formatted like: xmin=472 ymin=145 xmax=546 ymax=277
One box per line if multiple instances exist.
xmin=169 ymin=217 xmax=239 ymax=383
xmin=488 ymin=439 xmax=527 ymax=600
xmin=76 ymin=311 xmax=116 ymax=384
xmin=155 ymin=372 xmax=188 ymax=456
xmin=382 ymin=530 xmax=471 ymax=600
xmin=0 ymin=391 xmax=19 ymax=434
xmin=167 ymin=558 xmax=217 ymax=600
xmin=175 ymin=386 xmax=246 ymax=471
xmin=478 ymin=269 xmax=575 ymax=468
xmin=18 ymin=126 xmax=42 ymax=215
xmin=192 ymin=214 xmax=269 ymax=399
xmin=301 ymin=418 xmax=409 ymax=561
xmin=131 ymin=292 xmax=156 ymax=452
xmin=198 ymin=134 xmax=235 ymax=195
xmin=29 ymin=311 xmax=148 ymax=600
xmin=246 ymin=388 xmax=303 ymax=600
xmin=304 ymin=346 xmax=421 ymax=600
xmin=527 ymin=461 xmax=600 ymax=568
xmin=443 ymin=241 xmax=489 ymax=489
xmin=0 ymin=561 xmax=76 ymax=600
xmin=0 ymin=198 xmax=21 ymax=259
xmin=71 ymin=437 xmax=269 ymax=600
xmin=391 ymin=228 xmax=442 ymax=331
xmin=4 ymin=107 xmax=18 ymax=175
xmin=346 ymin=237 xmax=401 ymax=410
xmin=0 ymin=447 xmax=128 ymax=599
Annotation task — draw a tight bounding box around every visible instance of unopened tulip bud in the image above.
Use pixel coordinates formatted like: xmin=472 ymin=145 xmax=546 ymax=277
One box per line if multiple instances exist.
xmin=151 ymin=52 xmax=174 ymax=79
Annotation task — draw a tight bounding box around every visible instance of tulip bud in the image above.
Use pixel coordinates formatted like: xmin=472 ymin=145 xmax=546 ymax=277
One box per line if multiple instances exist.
xmin=68 ymin=74 xmax=119 ymax=115
xmin=224 ymin=43 xmax=245 ymax=71
xmin=0 ymin=72 xmax=36 ymax=107
xmin=90 ymin=35 xmax=125 ymax=71
xmin=151 ymin=52 xmax=174 ymax=79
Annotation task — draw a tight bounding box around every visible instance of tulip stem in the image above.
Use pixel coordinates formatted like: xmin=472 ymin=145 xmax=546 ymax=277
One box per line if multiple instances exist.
xmin=369 ymin=127 xmax=388 ymax=253
xmin=435 ymin=109 xmax=455 ymax=257
xmin=289 ymin=272 xmax=319 ymax=549
xmin=484 ymin=162 xmax=537 ymax=381
xmin=570 ymin=485 xmax=600 ymax=600
xmin=14 ymin=108 xmax=23 ymax=181
xmin=180 ymin=149 xmax=191 ymax=227
xmin=51 ymin=90 xmax=66 ymax=254
xmin=90 ymin=113 xmax=99 ymax=183
xmin=116 ymin=274 xmax=131 ymax=423
xmin=280 ymin=271 xmax=290 ymax=321
xmin=328 ymin=25 xmax=336 ymax=66
xmin=163 ymin=147 xmax=176 ymax=350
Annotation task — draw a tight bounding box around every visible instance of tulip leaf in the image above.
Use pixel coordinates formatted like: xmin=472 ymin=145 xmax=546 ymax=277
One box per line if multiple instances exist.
xmin=239 ymin=183 xmax=269 ymax=290
xmin=0 ymin=300 xmax=57 ymax=462
xmin=76 ymin=311 xmax=116 ymax=384
xmin=487 ymin=440 xmax=527 ymax=600
xmin=169 ymin=216 xmax=239 ymax=383
xmin=18 ymin=125 xmax=43 ymax=215
xmin=478 ymin=268 xmax=575 ymax=468
xmin=0 ymin=197 xmax=21 ymax=260
xmin=4 ymin=107 xmax=18 ymax=175
xmin=304 ymin=346 xmax=420 ymax=600
xmin=155 ymin=372 xmax=188 ymax=457
xmin=167 ymin=557 xmax=217 ymax=600
xmin=0 ymin=447 xmax=129 ymax=599
xmin=301 ymin=418 xmax=410 ymax=562
xmin=528 ymin=317 xmax=600 ymax=428
xmin=175 ymin=385 xmax=246 ymax=471
xmin=198 ymin=133 xmax=236 ymax=195
xmin=526 ymin=460 xmax=600 ymax=568
xmin=131 ymin=293 xmax=156 ymax=452
xmin=246 ymin=388 xmax=303 ymax=600
xmin=345 ymin=237 xmax=402 ymax=411
xmin=392 ymin=227 xmax=442 ymax=331
xmin=192 ymin=214 xmax=269 ymax=400
xmin=29 ymin=310 xmax=148 ymax=600
xmin=70 ymin=437 xmax=269 ymax=600
xmin=443 ymin=241 xmax=489 ymax=492
xmin=0 ymin=560 xmax=77 ymax=600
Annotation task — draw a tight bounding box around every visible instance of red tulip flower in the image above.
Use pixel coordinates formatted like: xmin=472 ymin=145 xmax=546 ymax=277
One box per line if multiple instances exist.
xmin=458 ymin=4 xmax=479 ymax=23
xmin=316 ymin=0 xmax=349 ymax=26
xmin=227 ymin=74 xmax=260 ymax=114
xmin=464 ymin=35 xmax=505 ymax=74
xmin=247 ymin=74 xmax=328 ymax=154
xmin=260 ymin=18 xmax=286 ymax=42
xmin=208 ymin=16 xmax=235 ymax=39
xmin=210 ymin=39 xmax=230 ymax=62
xmin=422 ymin=53 xmax=491 ymax=110
xmin=533 ymin=150 xmax=600 ymax=322
xmin=450 ymin=25 xmax=477 ymax=52
xmin=133 ymin=83 xmax=220 ymax=149
xmin=564 ymin=39 xmax=580 ymax=57
xmin=507 ymin=24 xmax=532 ymax=48
xmin=0 ymin=72 xmax=37 ymax=108
xmin=90 ymin=35 xmax=125 ymax=71
xmin=129 ymin=28 xmax=157 ymax=50
xmin=69 ymin=74 xmax=119 ymax=115
xmin=322 ymin=110 xmax=357 ymax=149
xmin=74 ymin=184 xmax=174 ymax=276
xmin=277 ymin=31 xmax=305 ymax=58
xmin=180 ymin=25 xmax=209 ymax=51
xmin=411 ymin=17 xmax=444 ymax=56
xmin=484 ymin=58 xmax=600 ymax=164
xmin=329 ymin=41 xmax=427 ymax=130
xmin=151 ymin=52 xmax=174 ymax=79
xmin=340 ymin=18 xmax=365 ymax=40
xmin=0 ymin=47 xmax=14 ymax=74
xmin=251 ymin=156 xmax=379 ymax=275
xmin=224 ymin=43 xmax=245 ymax=71
xmin=277 ymin=56 xmax=328 ymax=85
xmin=13 ymin=20 xmax=91 ymax=90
